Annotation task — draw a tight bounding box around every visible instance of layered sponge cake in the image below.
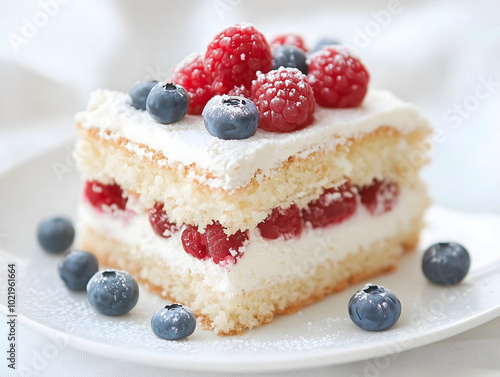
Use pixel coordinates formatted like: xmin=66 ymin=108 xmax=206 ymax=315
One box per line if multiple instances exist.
xmin=74 ymin=24 xmax=432 ymax=335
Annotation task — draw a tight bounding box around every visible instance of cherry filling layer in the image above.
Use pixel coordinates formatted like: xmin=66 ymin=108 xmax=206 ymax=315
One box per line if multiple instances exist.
xmin=82 ymin=179 xmax=399 ymax=266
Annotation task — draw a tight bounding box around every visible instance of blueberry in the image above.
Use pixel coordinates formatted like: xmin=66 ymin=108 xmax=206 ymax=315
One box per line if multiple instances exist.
xmin=58 ymin=250 xmax=99 ymax=291
xmin=37 ymin=216 xmax=75 ymax=254
xmin=146 ymin=82 xmax=189 ymax=124
xmin=87 ymin=270 xmax=139 ymax=316
xmin=202 ymin=95 xmax=259 ymax=140
xmin=151 ymin=303 xmax=196 ymax=340
xmin=272 ymin=45 xmax=309 ymax=75
xmin=348 ymin=284 xmax=401 ymax=331
xmin=128 ymin=80 xmax=158 ymax=110
xmin=311 ymin=37 xmax=340 ymax=53
xmin=422 ymin=242 xmax=470 ymax=285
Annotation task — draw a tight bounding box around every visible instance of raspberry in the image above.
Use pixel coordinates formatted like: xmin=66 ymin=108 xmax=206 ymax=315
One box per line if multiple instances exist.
xmin=84 ymin=181 xmax=127 ymax=211
xmin=302 ymin=182 xmax=358 ymax=228
xmin=307 ymin=47 xmax=369 ymax=108
xmin=251 ymin=67 xmax=316 ymax=132
xmin=210 ymin=81 xmax=233 ymax=97
xmin=359 ymin=180 xmax=399 ymax=215
xmin=181 ymin=225 xmax=209 ymax=260
xmin=227 ymin=84 xmax=251 ymax=98
xmin=171 ymin=53 xmax=213 ymax=115
xmin=148 ymin=202 xmax=180 ymax=238
xmin=205 ymin=222 xmax=248 ymax=265
xmin=205 ymin=23 xmax=272 ymax=94
xmin=269 ymin=34 xmax=307 ymax=52
xmin=257 ymin=204 xmax=303 ymax=240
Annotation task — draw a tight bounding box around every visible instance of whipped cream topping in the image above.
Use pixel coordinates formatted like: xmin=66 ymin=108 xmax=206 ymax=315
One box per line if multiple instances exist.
xmin=78 ymin=182 xmax=427 ymax=295
xmin=76 ymin=89 xmax=430 ymax=190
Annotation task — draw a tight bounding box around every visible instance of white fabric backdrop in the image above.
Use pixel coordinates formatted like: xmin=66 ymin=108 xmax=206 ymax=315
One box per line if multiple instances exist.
xmin=1 ymin=0 xmax=499 ymax=375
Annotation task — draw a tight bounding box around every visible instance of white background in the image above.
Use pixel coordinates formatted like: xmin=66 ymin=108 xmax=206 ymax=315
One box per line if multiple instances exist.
xmin=1 ymin=0 xmax=499 ymax=375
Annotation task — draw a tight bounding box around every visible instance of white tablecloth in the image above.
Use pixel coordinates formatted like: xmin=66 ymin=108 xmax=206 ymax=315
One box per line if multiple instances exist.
xmin=1 ymin=0 xmax=500 ymax=375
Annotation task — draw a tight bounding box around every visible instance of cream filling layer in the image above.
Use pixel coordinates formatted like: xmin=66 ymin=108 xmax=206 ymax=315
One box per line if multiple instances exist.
xmin=75 ymin=89 xmax=431 ymax=191
xmin=77 ymin=181 xmax=427 ymax=296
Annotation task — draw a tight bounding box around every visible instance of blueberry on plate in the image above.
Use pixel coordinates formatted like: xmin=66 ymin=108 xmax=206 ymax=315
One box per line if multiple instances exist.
xmin=348 ymin=283 xmax=401 ymax=331
xmin=202 ymin=95 xmax=259 ymax=140
xmin=311 ymin=37 xmax=340 ymax=53
xmin=128 ymin=80 xmax=158 ymax=110
xmin=151 ymin=303 xmax=196 ymax=340
xmin=272 ymin=45 xmax=309 ymax=75
xmin=87 ymin=270 xmax=139 ymax=316
xmin=37 ymin=216 xmax=75 ymax=254
xmin=58 ymin=250 xmax=99 ymax=291
xmin=422 ymin=242 xmax=470 ymax=285
xmin=146 ymin=82 xmax=189 ymax=124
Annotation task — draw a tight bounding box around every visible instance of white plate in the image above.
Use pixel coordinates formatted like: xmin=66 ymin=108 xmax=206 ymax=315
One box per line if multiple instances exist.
xmin=0 ymin=142 xmax=499 ymax=372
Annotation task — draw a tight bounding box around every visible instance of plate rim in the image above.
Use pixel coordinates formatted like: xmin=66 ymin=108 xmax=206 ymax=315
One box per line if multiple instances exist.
xmin=1 ymin=302 xmax=499 ymax=372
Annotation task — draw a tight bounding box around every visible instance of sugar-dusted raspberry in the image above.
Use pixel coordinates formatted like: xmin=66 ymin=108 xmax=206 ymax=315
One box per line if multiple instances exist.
xmin=257 ymin=204 xmax=303 ymax=240
xmin=251 ymin=67 xmax=315 ymax=132
xmin=148 ymin=202 xmax=180 ymax=238
xmin=205 ymin=222 xmax=248 ymax=265
xmin=181 ymin=225 xmax=209 ymax=260
xmin=171 ymin=52 xmax=213 ymax=115
xmin=84 ymin=181 xmax=127 ymax=211
xmin=307 ymin=47 xmax=369 ymax=108
xmin=269 ymin=34 xmax=307 ymax=52
xmin=227 ymin=84 xmax=251 ymax=99
xmin=204 ymin=23 xmax=272 ymax=94
xmin=359 ymin=179 xmax=399 ymax=215
xmin=302 ymin=182 xmax=358 ymax=228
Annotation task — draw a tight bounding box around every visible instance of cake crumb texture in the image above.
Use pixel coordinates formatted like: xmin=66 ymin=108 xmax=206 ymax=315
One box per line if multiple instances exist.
xmin=75 ymin=125 xmax=430 ymax=233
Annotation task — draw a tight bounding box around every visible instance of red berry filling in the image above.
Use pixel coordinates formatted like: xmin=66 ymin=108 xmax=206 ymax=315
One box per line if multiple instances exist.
xmin=307 ymin=46 xmax=369 ymax=108
xmin=84 ymin=181 xmax=127 ymax=211
xmin=181 ymin=225 xmax=209 ymax=260
xmin=359 ymin=179 xmax=399 ymax=215
xmin=204 ymin=23 xmax=273 ymax=94
xmin=148 ymin=202 xmax=180 ymax=238
xmin=205 ymin=222 xmax=248 ymax=265
xmin=180 ymin=223 xmax=247 ymax=265
xmin=257 ymin=204 xmax=303 ymax=240
xmin=302 ymin=182 xmax=358 ymax=228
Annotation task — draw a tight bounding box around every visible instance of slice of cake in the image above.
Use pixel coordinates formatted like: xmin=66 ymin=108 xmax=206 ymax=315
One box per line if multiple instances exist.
xmin=74 ymin=24 xmax=432 ymax=335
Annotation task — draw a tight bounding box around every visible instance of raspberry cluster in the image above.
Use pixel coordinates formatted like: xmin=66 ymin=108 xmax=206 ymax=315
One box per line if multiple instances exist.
xmin=171 ymin=23 xmax=272 ymax=115
xmin=169 ymin=23 xmax=370 ymax=132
